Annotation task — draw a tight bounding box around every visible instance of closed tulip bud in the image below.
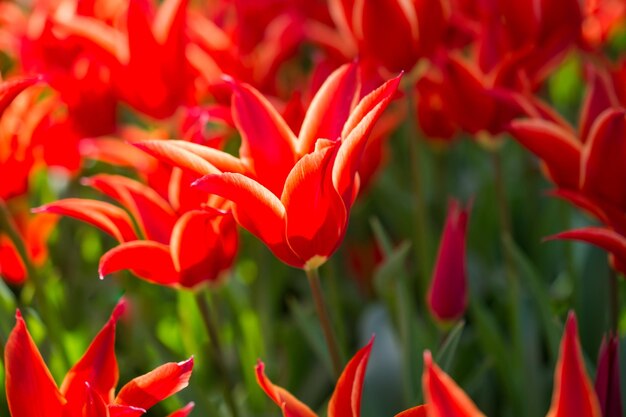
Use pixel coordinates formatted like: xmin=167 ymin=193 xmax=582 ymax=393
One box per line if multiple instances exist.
xmin=595 ymin=335 xmax=623 ymax=417
xmin=428 ymin=199 xmax=470 ymax=321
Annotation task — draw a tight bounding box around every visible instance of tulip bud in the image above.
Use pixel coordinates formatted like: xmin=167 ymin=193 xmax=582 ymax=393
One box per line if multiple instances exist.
xmin=595 ymin=335 xmax=623 ymax=417
xmin=427 ymin=199 xmax=470 ymax=321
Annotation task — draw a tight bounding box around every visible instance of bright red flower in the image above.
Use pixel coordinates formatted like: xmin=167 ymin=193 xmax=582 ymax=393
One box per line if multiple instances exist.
xmin=4 ymin=300 xmax=194 ymax=417
xmin=595 ymin=335 xmax=623 ymax=417
xmin=136 ymin=63 xmax=401 ymax=269
xmin=420 ymin=312 xmax=601 ymax=417
xmin=427 ymin=199 xmax=470 ymax=322
xmin=34 ymin=173 xmax=238 ymax=288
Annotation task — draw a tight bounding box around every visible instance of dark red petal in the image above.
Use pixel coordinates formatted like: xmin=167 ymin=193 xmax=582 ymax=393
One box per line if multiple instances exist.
xmin=193 ymin=173 xmax=302 ymax=267
xmin=508 ymin=119 xmax=582 ymax=189
xmin=166 ymin=402 xmax=195 ymax=417
xmin=83 ymin=383 xmax=111 ymax=417
xmin=115 ymin=357 xmax=194 ymax=410
xmin=595 ymin=335 xmax=623 ymax=417
xmin=228 ymin=78 xmax=298 ymax=195
xmin=255 ymin=361 xmax=318 ymax=417
xmin=33 ymin=199 xmax=138 ymax=243
xmin=581 ymin=109 xmax=626 ymax=210
xmin=60 ymin=300 xmax=126 ymax=407
xmin=579 ymin=66 xmax=620 ymax=143
xmin=282 ymin=144 xmax=346 ymax=267
xmin=99 ymin=241 xmax=179 ymax=286
xmin=422 ymin=351 xmax=485 ymax=416
xmin=328 ymin=339 xmax=374 ymax=417
xmin=84 ymin=175 xmax=176 ymax=244
xmin=546 ymin=313 xmax=601 ymax=417
xmin=297 ymin=63 xmax=359 ymax=155
xmin=5 ymin=311 xmax=66 ymax=417
xmin=334 ymin=73 xmax=402 ymax=206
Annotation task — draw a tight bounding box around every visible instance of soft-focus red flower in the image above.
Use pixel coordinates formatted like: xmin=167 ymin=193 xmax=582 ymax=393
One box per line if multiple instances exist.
xmin=34 ymin=173 xmax=238 ymax=288
xmin=427 ymin=199 xmax=470 ymax=322
xmin=328 ymin=0 xmax=449 ymax=72
xmin=420 ymin=312 xmax=601 ymax=417
xmin=580 ymin=0 xmax=626 ymax=50
xmin=136 ymin=63 xmax=401 ymax=269
xmin=595 ymin=335 xmax=623 ymax=417
xmin=4 ymin=299 xmax=194 ymax=416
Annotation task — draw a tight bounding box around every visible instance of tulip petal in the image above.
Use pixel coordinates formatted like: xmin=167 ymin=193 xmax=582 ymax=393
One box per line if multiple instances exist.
xmin=134 ymin=140 xmax=242 ymax=175
xmin=328 ymin=338 xmax=374 ymax=417
xmin=395 ymin=406 xmax=429 ymax=417
xmin=193 ymin=173 xmax=302 ymax=267
xmin=297 ymin=63 xmax=359 ymax=155
xmin=422 ymin=351 xmax=486 ymax=417
xmin=33 ymin=199 xmax=138 ymax=243
xmin=282 ymin=143 xmax=346 ymax=266
xmin=508 ymin=119 xmax=582 ymax=189
xmin=579 ymin=66 xmax=620 ymax=143
xmin=546 ymin=313 xmax=601 ymax=417
xmin=581 ymin=109 xmax=626 ymax=209
xmin=5 ymin=311 xmax=66 ymax=417
xmin=108 ymin=405 xmax=146 ymax=417
xmin=167 ymin=402 xmax=195 ymax=417
xmin=228 ymin=78 xmax=298 ymax=195
xmin=60 ymin=300 xmax=126 ymax=407
xmin=115 ymin=357 xmax=194 ymax=410
xmin=595 ymin=335 xmax=623 ymax=417
xmin=99 ymin=241 xmax=179 ymax=286
xmin=84 ymin=175 xmax=176 ymax=244
xmin=334 ymin=73 xmax=402 ymax=206
xmin=0 ymin=76 xmax=41 ymax=117
xmin=255 ymin=361 xmax=318 ymax=417
xmin=84 ymin=383 xmax=111 ymax=417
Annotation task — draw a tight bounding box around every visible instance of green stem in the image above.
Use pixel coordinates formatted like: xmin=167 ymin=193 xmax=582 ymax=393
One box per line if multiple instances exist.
xmin=305 ymin=267 xmax=343 ymax=378
xmin=194 ymin=289 xmax=240 ymax=417
xmin=609 ymin=269 xmax=619 ymax=333
xmin=0 ymin=199 xmax=70 ymax=369
xmin=405 ymin=88 xmax=432 ymax=299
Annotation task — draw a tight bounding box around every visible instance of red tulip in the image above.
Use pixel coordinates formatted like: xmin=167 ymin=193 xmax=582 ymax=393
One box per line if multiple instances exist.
xmin=419 ymin=312 xmax=601 ymax=417
xmin=4 ymin=300 xmax=194 ymax=416
xmin=427 ymin=199 xmax=470 ymax=321
xmin=135 ymin=63 xmax=401 ymax=269
xmin=34 ymin=173 xmax=238 ymax=288
xmin=595 ymin=335 xmax=623 ymax=417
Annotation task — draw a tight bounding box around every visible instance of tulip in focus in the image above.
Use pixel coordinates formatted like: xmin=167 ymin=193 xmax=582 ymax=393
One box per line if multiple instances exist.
xmin=4 ymin=299 xmax=194 ymax=416
xmin=428 ymin=199 xmax=470 ymax=321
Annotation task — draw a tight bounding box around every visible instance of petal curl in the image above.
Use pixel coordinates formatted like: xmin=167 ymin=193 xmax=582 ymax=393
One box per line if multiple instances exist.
xmin=255 ymin=361 xmax=317 ymax=417
xmin=99 ymin=241 xmax=179 ymax=286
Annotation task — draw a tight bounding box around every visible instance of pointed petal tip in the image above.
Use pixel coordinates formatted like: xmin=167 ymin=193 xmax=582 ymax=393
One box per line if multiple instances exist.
xmin=178 ymin=356 xmax=194 ymax=371
xmin=111 ymin=298 xmax=128 ymax=321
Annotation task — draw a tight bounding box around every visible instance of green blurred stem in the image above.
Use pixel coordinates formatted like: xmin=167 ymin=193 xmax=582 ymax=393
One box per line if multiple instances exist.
xmin=0 ymin=199 xmax=70 ymax=369
xmin=405 ymin=88 xmax=432 ymax=298
xmin=305 ymin=267 xmax=343 ymax=378
xmin=195 ymin=289 xmax=240 ymax=417
xmin=609 ymin=269 xmax=619 ymax=332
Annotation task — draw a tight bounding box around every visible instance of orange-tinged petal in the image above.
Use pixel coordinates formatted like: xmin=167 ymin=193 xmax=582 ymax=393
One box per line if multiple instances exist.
xmin=580 ymin=109 xmax=626 ymax=210
xmin=328 ymin=338 xmax=374 ymax=417
xmin=255 ymin=361 xmax=318 ymax=417
xmin=167 ymin=402 xmax=195 ymax=417
xmin=334 ymin=73 xmax=402 ymax=206
xmin=33 ymin=199 xmax=138 ymax=243
xmin=192 ymin=173 xmax=302 ymax=267
xmin=5 ymin=311 xmax=66 ymax=417
xmin=545 ymin=313 xmax=601 ymax=417
xmin=422 ymin=351 xmax=486 ymax=417
xmin=115 ymin=357 xmax=194 ymax=410
xmin=395 ymin=406 xmax=429 ymax=417
xmin=0 ymin=76 xmax=42 ymax=117
xmin=282 ymin=143 xmax=346 ymax=266
xmin=99 ymin=241 xmax=179 ymax=286
xmin=228 ymin=78 xmax=297 ymax=195
xmin=297 ymin=63 xmax=359 ymax=155
xmin=61 ymin=300 xmax=126 ymax=407
xmin=84 ymin=175 xmax=176 ymax=244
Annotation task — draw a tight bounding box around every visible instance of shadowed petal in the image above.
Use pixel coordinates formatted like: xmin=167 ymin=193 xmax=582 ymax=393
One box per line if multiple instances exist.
xmin=83 ymin=383 xmax=111 ymax=417
xmin=228 ymin=78 xmax=298 ymax=195
xmin=60 ymin=300 xmax=126 ymax=407
xmin=108 ymin=404 xmax=146 ymax=417
xmin=595 ymin=335 xmax=623 ymax=417
xmin=579 ymin=66 xmax=620 ymax=143
xmin=255 ymin=361 xmax=318 ymax=417
xmin=5 ymin=311 xmax=66 ymax=417
xmin=546 ymin=313 xmax=601 ymax=417
xmin=422 ymin=351 xmax=486 ymax=417
xmin=193 ymin=173 xmax=302 ymax=267
xmin=508 ymin=119 xmax=582 ymax=189
xmin=99 ymin=241 xmax=179 ymax=286
xmin=0 ymin=76 xmax=42 ymax=117
xmin=33 ymin=199 xmax=138 ymax=243
xmin=282 ymin=143 xmax=346 ymax=266
xmin=297 ymin=63 xmax=359 ymax=155
xmin=328 ymin=338 xmax=374 ymax=417
xmin=115 ymin=357 xmax=194 ymax=410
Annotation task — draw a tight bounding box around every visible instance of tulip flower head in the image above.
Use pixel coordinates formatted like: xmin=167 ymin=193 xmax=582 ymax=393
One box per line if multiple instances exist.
xmin=4 ymin=299 xmax=194 ymax=417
